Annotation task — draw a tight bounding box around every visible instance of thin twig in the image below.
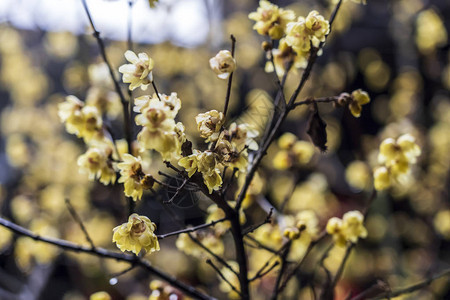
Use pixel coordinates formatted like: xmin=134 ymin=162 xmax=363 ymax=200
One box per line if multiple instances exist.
xmin=277 ymin=232 xmax=327 ymax=294
xmin=242 ymin=208 xmax=273 ymax=235
xmin=223 ymin=34 xmax=236 ymax=118
xmin=65 ymin=198 xmax=95 ymax=249
xmin=292 ymin=96 xmax=339 ymax=108
xmin=250 ymin=261 xmax=280 ymax=282
xmin=187 ymin=233 xmax=239 ymax=277
xmin=110 ymin=264 xmax=136 ymax=279
xmin=206 ymin=259 xmax=241 ymax=296
xmin=368 ymin=268 xmax=450 ymax=299
xmin=270 ymin=241 xmax=292 ymax=300
xmin=164 ymin=178 xmax=190 ymax=204
xmin=0 ymin=217 xmax=215 ymax=300
xmin=152 ymin=81 xmax=162 ymax=101
xmin=157 ymin=217 xmax=228 ymax=239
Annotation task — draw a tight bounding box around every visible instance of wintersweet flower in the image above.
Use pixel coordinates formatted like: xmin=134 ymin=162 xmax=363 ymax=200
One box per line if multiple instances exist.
xmin=374 ymin=134 xmax=421 ymax=190
xmin=248 ymin=0 xmax=295 ymax=40
xmin=77 ymin=146 xmax=116 ymax=185
xmin=326 ymin=210 xmax=367 ymax=247
xmin=349 ymin=89 xmax=371 ymax=117
xmin=119 ymin=50 xmax=154 ymax=91
xmin=90 ymin=292 xmax=111 ymax=300
xmin=209 ymin=50 xmax=236 ymax=80
xmin=58 ymin=95 xmax=84 ymax=135
xmin=304 ymin=10 xmax=330 ymax=47
xmin=195 ymin=110 xmax=225 ymax=141
xmin=117 ymin=154 xmax=148 ymax=201
xmin=112 ymin=213 xmax=160 ymax=255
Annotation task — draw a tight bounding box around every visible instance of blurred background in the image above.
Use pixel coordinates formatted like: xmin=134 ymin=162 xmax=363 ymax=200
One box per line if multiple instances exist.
xmin=0 ymin=0 xmax=449 ymax=299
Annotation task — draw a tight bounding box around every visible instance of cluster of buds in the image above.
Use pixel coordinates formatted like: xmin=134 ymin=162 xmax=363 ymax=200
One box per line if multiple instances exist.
xmin=326 ymin=210 xmax=367 ymax=247
xmin=373 ymin=134 xmax=421 ymax=190
xmin=283 ymin=210 xmax=319 ymax=241
xmin=273 ymin=132 xmax=315 ymax=170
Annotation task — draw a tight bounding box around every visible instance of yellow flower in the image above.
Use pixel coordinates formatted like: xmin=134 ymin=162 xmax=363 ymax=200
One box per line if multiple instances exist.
xmin=373 ymin=166 xmax=391 ymax=191
xmin=195 ymin=110 xmax=225 ymax=141
xmin=273 ymin=150 xmax=291 ymax=170
xmin=90 ymin=291 xmax=111 ymax=300
xmin=209 ymin=50 xmax=236 ymax=79
xmin=265 ymin=38 xmax=308 ymax=76
xmin=248 ymin=0 xmax=295 ymax=40
xmin=326 ymin=210 xmax=367 ymax=247
xmin=326 ymin=217 xmax=346 ymax=247
xmin=415 ymin=9 xmax=448 ymax=55
xmin=434 ymin=210 xmax=450 ymax=239
xmin=119 ymin=50 xmax=154 ymax=91
xmin=77 ymin=146 xmax=116 ymax=185
xmin=178 ymin=151 xmax=200 ymax=177
xmin=349 ymin=89 xmax=370 ymax=117
xmin=203 ymin=168 xmax=223 ymax=194
xmin=112 ymin=213 xmax=159 ymax=255
xmin=304 ymin=10 xmax=330 ymax=47
xmin=58 ymin=95 xmax=84 ymax=135
xmin=117 ymin=154 xmax=147 ymax=201
xmin=341 ymin=210 xmax=367 ymax=243
xmin=285 ymin=18 xmax=311 ymax=54
xmin=227 ymin=122 xmax=260 ymax=151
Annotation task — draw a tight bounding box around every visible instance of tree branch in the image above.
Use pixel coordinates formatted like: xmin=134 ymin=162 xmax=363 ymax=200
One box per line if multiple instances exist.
xmin=0 ymin=216 xmax=215 ymax=300
xmin=157 ymin=217 xmax=228 ymax=240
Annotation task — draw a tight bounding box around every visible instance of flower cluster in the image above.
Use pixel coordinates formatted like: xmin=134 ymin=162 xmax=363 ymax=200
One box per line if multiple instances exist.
xmin=179 ymin=121 xmax=258 ymax=193
xmin=248 ymin=0 xmax=295 ymax=40
xmin=58 ymin=95 xmax=103 ymax=142
xmin=326 ymin=210 xmax=367 ymax=247
xmin=119 ymin=50 xmax=154 ymax=91
xmin=373 ymin=134 xmax=421 ymax=190
xmin=117 ymin=154 xmax=154 ymax=201
xmin=134 ymin=93 xmax=186 ymax=161
xmin=273 ymin=132 xmax=315 ymax=170
xmin=249 ymin=2 xmax=329 ymax=76
xmin=112 ymin=213 xmax=160 ymax=255
xmin=209 ymin=50 xmax=236 ymax=80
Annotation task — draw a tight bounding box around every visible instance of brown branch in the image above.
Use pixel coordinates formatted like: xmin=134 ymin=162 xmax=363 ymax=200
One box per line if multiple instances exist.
xmin=0 ymin=216 xmax=215 ymax=300
xmin=367 ymin=268 xmax=450 ymax=299
xmin=65 ymin=198 xmax=95 ymax=249
xmin=157 ymin=217 xmax=228 ymax=239
xmin=242 ymin=208 xmax=273 ymax=235
xmin=223 ymin=34 xmax=236 ymax=118
xmin=277 ymin=231 xmax=327 ymax=294
xmin=270 ymin=241 xmax=292 ymax=300
xmin=250 ymin=261 xmax=280 ymax=282
xmin=292 ymin=96 xmax=339 ymax=108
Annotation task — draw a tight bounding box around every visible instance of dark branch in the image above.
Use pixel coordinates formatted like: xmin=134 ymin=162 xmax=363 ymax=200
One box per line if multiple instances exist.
xmin=157 ymin=217 xmax=228 ymax=239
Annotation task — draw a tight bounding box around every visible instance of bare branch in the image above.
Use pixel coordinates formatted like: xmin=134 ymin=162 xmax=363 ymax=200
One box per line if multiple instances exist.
xmin=157 ymin=217 xmax=228 ymax=239
xmin=223 ymin=34 xmax=236 ymax=118
xmin=65 ymin=198 xmax=95 ymax=249
xmin=0 ymin=216 xmax=215 ymax=300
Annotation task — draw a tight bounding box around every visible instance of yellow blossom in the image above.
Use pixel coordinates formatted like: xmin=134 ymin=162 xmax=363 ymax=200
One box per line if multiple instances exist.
xmin=349 ymin=89 xmax=370 ymax=117
xmin=112 ymin=213 xmax=160 ymax=255
xmin=57 ymin=95 xmax=85 ymax=135
xmin=373 ymin=166 xmax=391 ymax=191
xmin=77 ymin=146 xmax=116 ymax=185
xmin=248 ymin=0 xmax=295 ymax=40
xmin=292 ymin=140 xmax=315 ymax=164
xmin=119 ymin=50 xmax=154 ymax=91
xmin=278 ymin=132 xmax=297 ymax=150
xmin=326 ymin=210 xmax=367 ymax=247
xmin=195 ymin=110 xmax=225 ymax=141
xmin=265 ymin=38 xmax=308 ymax=76
xmin=209 ymin=50 xmax=236 ymax=79
xmin=434 ymin=210 xmax=450 ymax=239
xmin=117 ymin=154 xmax=149 ymax=201
xmin=304 ymin=10 xmax=330 ymax=47
xmin=415 ymin=9 xmax=448 ymax=55
xmin=285 ymin=18 xmax=311 ymax=54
